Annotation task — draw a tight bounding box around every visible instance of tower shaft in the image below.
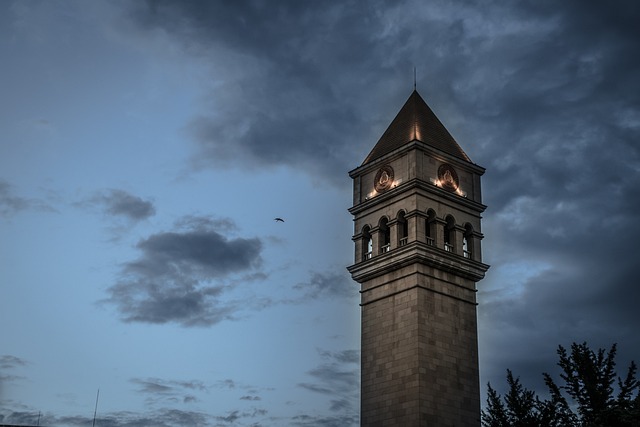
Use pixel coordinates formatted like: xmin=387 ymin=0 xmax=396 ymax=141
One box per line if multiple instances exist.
xmin=348 ymin=90 xmax=488 ymax=426
xmin=357 ymin=258 xmax=482 ymax=425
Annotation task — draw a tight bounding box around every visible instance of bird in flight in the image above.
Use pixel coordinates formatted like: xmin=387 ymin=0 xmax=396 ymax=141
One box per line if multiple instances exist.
xmin=274 ymin=217 xmax=285 ymax=222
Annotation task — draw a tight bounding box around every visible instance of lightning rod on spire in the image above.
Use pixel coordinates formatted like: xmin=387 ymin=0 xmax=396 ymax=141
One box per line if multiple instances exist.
xmin=414 ymin=67 xmax=417 ymax=91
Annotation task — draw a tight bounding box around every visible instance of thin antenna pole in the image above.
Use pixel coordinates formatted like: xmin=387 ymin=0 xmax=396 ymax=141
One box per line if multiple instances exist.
xmin=414 ymin=67 xmax=417 ymax=91
xmin=37 ymin=411 xmax=40 ymax=426
xmin=92 ymin=388 xmax=100 ymax=427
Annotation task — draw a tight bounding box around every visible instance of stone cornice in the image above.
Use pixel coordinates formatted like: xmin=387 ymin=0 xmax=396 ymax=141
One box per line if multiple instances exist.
xmin=347 ymin=240 xmax=489 ymax=283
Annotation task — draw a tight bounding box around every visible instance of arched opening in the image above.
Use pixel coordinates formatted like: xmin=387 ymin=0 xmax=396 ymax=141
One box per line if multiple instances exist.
xmin=397 ymin=211 xmax=408 ymax=246
xmin=444 ymin=215 xmax=455 ymax=252
xmin=463 ymin=223 xmax=473 ymax=259
xmin=362 ymin=225 xmax=373 ymax=261
xmin=426 ymin=209 xmax=436 ymax=246
xmin=379 ymin=217 xmax=390 ymax=253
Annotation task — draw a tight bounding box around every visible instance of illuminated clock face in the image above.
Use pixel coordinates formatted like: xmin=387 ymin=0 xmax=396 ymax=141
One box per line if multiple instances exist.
xmin=437 ymin=163 xmax=459 ymax=192
xmin=374 ymin=165 xmax=394 ymax=192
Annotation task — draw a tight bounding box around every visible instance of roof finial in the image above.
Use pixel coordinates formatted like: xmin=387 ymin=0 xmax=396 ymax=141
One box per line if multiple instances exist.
xmin=413 ymin=67 xmax=417 ymax=91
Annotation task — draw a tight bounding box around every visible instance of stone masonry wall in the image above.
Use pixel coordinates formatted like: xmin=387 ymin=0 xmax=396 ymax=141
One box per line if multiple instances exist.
xmin=361 ymin=280 xmax=480 ymax=426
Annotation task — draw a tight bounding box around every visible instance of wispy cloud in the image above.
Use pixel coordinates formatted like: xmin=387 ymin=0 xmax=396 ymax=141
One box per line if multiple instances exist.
xmin=131 ymin=377 xmax=207 ymax=405
xmin=293 ymin=271 xmax=358 ymax=300
xmin=0 ymin=180 xmax=55 ymax=217
xmin=0 ymin=355 xmax=28 ymax=369
xmin=0 ymin=354 xmax=28 ymax=383
xmin=81 ymin=188 xmax=156 ymax=222
xmin=214 ymin=379 xmax=236 ymax=389
xmin=240 ymin=395 xmax=261 ymax=401
xmin=214 ymin=408 xmax=268 ymax=425
xmin=297 ymin=348 xmax=359 ymax=418
xmin=0 ymin=406 xmax=275 ymax=427
xmin=291 ymin=413 xmax=359 ymax=427
xmin=54 ymin=408 xmax=210 ymax=427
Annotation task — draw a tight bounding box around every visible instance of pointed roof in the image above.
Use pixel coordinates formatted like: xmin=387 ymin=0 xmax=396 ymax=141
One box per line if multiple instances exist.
xmin=362 ymin=90 xmax=471 ymax=165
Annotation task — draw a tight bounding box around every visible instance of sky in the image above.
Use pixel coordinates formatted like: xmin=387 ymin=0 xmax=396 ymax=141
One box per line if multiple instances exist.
xmin=1 ymin=0 xmax=639 ymax=426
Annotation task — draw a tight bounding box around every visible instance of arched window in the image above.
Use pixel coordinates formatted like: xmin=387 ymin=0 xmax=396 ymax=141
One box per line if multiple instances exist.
xmin=379 ymin=217 xmax=390 ymax=253
xmin=397 ymin=211 xmax=408 ymax=246
xmin=444 ymin=215 xmax=455 ymax=252
xmin=463 ymin=223 xmax=473 ymax=259
xmin=426 ymin=209 xmax=436 ymax=246
xmin=362 ymin=226 xmax=373 ymax=260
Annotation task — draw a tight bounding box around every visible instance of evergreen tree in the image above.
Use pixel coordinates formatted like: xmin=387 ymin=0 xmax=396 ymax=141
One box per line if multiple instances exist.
xmin=482 ymin=343 xmax=639 ymax=427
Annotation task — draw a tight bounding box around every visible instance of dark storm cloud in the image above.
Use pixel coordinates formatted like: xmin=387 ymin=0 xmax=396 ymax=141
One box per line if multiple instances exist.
xmin=120 ymin=0 xmax=640 ymax=402
xmin=84 ymin=189 xmax=156 ymax=221
xmin=125 ymin=0 xmax=416 ymax=185
xmin=467 ymin=0 xmax=640 ymax=395
xmin=103 ymin=215 xmax=263 ymax=326
xmin=0 ymin=179 xmax=55 ymax=217
xmin=122 ymin=0 xmax=640 ymax=186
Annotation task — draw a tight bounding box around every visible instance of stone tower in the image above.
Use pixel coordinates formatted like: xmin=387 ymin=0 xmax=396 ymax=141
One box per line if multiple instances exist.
xmin=348 ymin=90 xmax=489 ymax=426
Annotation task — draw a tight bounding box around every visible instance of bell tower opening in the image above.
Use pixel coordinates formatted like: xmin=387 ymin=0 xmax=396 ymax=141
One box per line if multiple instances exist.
xmin=426 ymin=208 xmax=436 ymax=246
xmin=348 ymin=89 xmax=489 ymax=426
xmin=378 ymin=217 xmax=391 ymax=254
xmin=464 ymin=223 xmax=474 ymax=259
xmin=444 ymin=214 xmax=456 ymax=253
xmin=362 ymin=226 xmax=373 ymax=261
xmin=397 ymin=211 xmax=408 ymax=247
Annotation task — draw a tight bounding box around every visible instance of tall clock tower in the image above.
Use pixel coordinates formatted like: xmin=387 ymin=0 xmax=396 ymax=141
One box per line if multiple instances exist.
xmin=348 ymin=90 xmax=489 ymax=426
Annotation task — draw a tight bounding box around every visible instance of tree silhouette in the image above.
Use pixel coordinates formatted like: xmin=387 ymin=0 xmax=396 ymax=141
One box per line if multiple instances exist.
xmin=482 ymin=343 xmax=640 ymax=426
